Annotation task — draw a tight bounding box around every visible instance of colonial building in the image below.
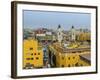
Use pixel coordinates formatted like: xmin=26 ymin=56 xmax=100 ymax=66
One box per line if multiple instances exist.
xmin=70 ymin=26 xmax=76 ymax=41
xmin=49 ymin=42 xmax=91 ymax=67
xmin=57 ymin=25 xmax=63 ymax=44
xmin=23 ymin=38 xmax=43 ymax=69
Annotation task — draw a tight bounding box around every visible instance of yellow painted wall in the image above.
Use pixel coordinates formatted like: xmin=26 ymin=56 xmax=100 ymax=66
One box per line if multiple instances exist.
xmin=56 ymin=52 xmax=90 ymax=67
xmin=76 ymin=32 xmax=90 ymax=41
xmin=56 ymin=53 xmax=80 ymax=67
xmin=53 ymin=49 xmax=90 ymax=67
xmin=23 ymin=39 xmax=43 ymax=69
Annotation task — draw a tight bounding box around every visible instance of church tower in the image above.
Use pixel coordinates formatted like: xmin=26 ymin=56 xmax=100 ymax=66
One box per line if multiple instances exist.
xmin=57 ymin=25 xmax=63 ymax=43
xmin=71 ymin=26 xmax=76 ymax=41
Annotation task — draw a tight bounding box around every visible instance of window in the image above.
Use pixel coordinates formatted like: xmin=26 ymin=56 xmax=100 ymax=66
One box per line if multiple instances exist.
xmin=62 ymin=65 xmax=64 ymax=67
xmin=34 ymin=53 xmax=36 ymax=55
xmin=32 ymin=64 xmax=34 ymax=67
xmin=38 ymin=53 xmax=40 ymax=55
xmin=26 ymin=58 xmax=30 ymax=60
xmin=31 ymin=58 xmax=33 ymax=60
xmin=31 ymin=53 xmax=33 ymax=55
xmin=36 ymin=57 xmax=39 ymax=60
xmin=30 ymin=48 xmax=33 ymax=50
xmin=68 ymin=64 xmax=70 ymax=67
xmin=62 ymin=57 xmax=64 ymax=60
xmin=68 ymin=57 xmax=70 ymax=60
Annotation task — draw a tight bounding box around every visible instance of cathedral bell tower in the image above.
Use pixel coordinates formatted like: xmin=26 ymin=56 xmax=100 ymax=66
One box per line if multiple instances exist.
xmin=57 ymin=25 xmax=63 ymax=44
xmin=71 ymin=26 xmax=76 ymax=41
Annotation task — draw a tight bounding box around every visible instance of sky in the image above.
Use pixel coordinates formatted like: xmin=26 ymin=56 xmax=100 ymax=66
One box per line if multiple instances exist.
xmin=23 ymin=10 xmax=91 ymax=30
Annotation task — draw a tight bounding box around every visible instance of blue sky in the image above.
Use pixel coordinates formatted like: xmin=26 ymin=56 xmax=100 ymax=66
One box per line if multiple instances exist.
xmin=23 ymin=10 xmax=91 ymax=30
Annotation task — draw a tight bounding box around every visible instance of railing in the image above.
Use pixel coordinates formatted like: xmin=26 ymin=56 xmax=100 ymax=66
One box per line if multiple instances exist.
xmin=50 ymin=44 xmax=90 ymax=53
xmin=63 ymin=48 xmax=90 ymax=53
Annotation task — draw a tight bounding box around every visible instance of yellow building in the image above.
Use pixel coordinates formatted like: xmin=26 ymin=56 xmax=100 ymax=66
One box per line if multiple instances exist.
xmin=23 ymin=38 xmax=43 ymax=69
xmin=76 ymin=32 xmax=91 ymax=41
xmin=49 ymin=42 xmax=90 ymax=67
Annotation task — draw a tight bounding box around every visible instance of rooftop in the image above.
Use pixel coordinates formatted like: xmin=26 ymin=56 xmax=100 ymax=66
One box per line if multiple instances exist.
xmin=52 ymin=42 xmax=90 ymax=53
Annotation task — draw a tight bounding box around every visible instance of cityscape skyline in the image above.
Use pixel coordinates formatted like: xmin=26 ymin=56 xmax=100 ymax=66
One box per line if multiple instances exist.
xmin=23 ymin=10 xmax=91 ymax=69
xmin=23 ymin=10 xmax=91 ymax=30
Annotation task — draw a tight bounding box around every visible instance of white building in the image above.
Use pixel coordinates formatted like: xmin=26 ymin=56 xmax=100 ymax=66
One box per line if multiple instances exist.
xmin=57 ymin=25 xmax=63 ymax=43
xmin=46 ymin=32 xmax=52 ymax=35
xmin=71 ymin=26 xmax=76 ymax=41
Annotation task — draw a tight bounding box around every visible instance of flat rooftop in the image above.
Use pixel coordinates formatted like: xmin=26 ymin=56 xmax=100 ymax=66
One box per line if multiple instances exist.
xmin=52 ymin=43 xmax=90 ymax=53
xmin=80 ymin=54 xmax=91 ymax=61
